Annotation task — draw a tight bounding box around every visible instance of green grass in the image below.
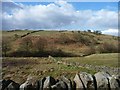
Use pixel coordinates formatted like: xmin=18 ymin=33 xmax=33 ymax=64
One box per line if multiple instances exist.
xmin=2 ymin=30 xmax=32 ymax=37
xmin=59 ymin=53 xmax=119 ymax=67
xmin=2 ymin=53 xmax=119 ymax=83
xmin=30 ymin=30 xmax=60 ymax=37
xmin=2 ymin=57 xmax=95 ymax=84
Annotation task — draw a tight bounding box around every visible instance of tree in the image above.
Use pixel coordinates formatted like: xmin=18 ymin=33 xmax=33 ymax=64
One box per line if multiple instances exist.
xmin=33 ymin=37 xmax=47 ymax=52
xmin=94 ymin=30 xmax=102 ymax=35
xmin=87 ymin=30 xmax=91 ymax=32
xmin=98 ymin=42 xmax=118 ymax=53
xmin=13 ymin=34 xmax=19 ymax=40
xmin=19 ymin=36 xmax=32 ymax=54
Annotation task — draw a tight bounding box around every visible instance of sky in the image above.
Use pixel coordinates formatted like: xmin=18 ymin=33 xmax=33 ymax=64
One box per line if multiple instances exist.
xmin=1 ymin=0 xmax=119 ymax=36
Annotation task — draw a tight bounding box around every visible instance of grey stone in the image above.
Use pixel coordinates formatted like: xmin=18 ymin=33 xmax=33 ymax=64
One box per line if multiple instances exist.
xmin=60 ymin=76 xmax=72 ymax=90
xmin=72 ymin=81 xmax=76 ymax=89
xmin=3 ymin=71 xmax=120 ymax=90
xmin=1 ymin=79 xmax=14 ymax=90
xmin=57 ymin=61 xmax=62 ymax=64
xmin=43 ymin=76 xmax=56 ymax=89
xmin=79 ymin=72 xmax=94 ymax=89
xmin=94 ymin=72 xmax=111 ymax=89
xmin=48 ymin=56 xmax=56 ymax=61
xmin=51 ymin=81 xmax=67 ymax=90
xmin=38 ymin=77 xmax=46 ymax=90
xmin=113 ymin=75 xmax=120 ymax=81
xmin=73 ymin=74 xmax=84 ymax=89
xmin=50 ymin=68 xmax=54 ymax=72
xmin=109 ymin=76 xmax=120 ymax=89
xmin=20 ymin=82 xmax=32 ymax=90
xmin=6 ymin=81 xmax=20 ymax=90
xmin=33 ymin=80 xmax=39 ymax=90
xmin=19 ymin=76 xmax=35 ymax=90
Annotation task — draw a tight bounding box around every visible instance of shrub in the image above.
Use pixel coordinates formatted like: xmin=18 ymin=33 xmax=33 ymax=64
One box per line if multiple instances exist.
xmin=82 ymin=46 xmax=96 ymax=55
xmin=78 ymin=31 xmax=80 ymax=33
xmin=18 ymin=36 xmax=32 ymax=53
xmin=98 ymin=42 xmax=118 ymax=53
xmin=13 ymin=34 xmax=19 ymax=40
xmin=93 ymin=30 xmax=102 ymax=35
xmin=33 ymin=37 xmax=47 ymax=52
xmin=73 ymin=33 xmax=96 ymax=45
xmin=56 ymin=34 xmax=75 ymax=44
xmin=87 ymin=30 xmax=91 ymax=32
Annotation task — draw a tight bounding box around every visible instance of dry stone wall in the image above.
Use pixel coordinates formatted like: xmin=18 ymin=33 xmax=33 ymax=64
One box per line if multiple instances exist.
xmin=49 ymin=55 xmax=120 ymax=75
xmin=1 ymin=56 xmax=120 ymax=90
xmin=57 ymin=60 xmax=120 ymax=75
xmin=1 ymin=71 xmax=120 ymax=90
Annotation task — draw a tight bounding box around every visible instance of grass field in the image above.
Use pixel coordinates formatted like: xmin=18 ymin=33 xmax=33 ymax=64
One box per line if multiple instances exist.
xmin=59 ymin=53 xmax=119 ymax=67
xmin=2 ymin=57 xmax=95 ymax=84
xmin=2 ymin=53 xmax=119 ymax=84
xmin=2 ymin=30 xmax=32 ymax=37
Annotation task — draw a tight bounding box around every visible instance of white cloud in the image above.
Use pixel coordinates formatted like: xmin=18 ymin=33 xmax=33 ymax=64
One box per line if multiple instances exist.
xmin=2 ymin=1 xmax=79 ymax=30
xmin=2 ymin=1 xmax=118 ymax=35
xmin=102 ymin=29 xmax=118 ymax=36
xmin=86 ymin=9 xmax=118 ymax=29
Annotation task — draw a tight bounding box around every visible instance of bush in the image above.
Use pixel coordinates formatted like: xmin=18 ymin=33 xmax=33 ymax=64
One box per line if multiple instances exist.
xmin=33 ymin=37 xmax=47 ymax=52
xmin=82 ymin=46 xmax=96 ymax=55
xmin=18 ymin=36 xmax=32 ymax=53
xmin=93 ymin=30 xmax=102 ymax=35
xmin=98 ymin=42 xmax=118 ymax=53
xmin=14 ymin=34 xmax=19 ymax=39
xmin=73 ymin=33 xmax=97 ymax=45
xmin=56 ymin=34 xmax=75 ymax=44
xmin=87 ymin=30 xmax=91 ymax=32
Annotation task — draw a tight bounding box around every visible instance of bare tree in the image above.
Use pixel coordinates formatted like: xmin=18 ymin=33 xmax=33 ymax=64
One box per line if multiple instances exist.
xmin=33 ymin=37 xmax=47 ymax=52
xmin=19 ymin=36 xmax=32 ymax=53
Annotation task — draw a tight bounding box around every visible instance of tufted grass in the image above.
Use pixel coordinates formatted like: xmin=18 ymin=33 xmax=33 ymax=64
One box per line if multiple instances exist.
xmin=58 ymin=53 xmax=119 ymax=68
xmin=2 ymin=57 xmax=95 ymax=84
xmin=2 ymin=53 xmax=119 ymax=83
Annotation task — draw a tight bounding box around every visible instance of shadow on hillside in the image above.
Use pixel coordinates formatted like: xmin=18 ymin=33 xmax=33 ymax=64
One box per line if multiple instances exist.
xmin=6 ymin=50 xmax=78 ymax=57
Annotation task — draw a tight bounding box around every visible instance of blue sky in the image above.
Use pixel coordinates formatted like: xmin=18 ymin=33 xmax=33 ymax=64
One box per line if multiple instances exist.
xmin=2 ymin=1 xmax=119 ymax=36
xmin=16 ymin=2 xmax=118 ymax=11
xmin=70 ymin=2 xmax=118 ymax=11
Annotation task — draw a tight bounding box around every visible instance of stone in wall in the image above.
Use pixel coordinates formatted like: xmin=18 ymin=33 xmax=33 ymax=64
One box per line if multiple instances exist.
xmin=1 ymin=71 xmax=120 ymax=90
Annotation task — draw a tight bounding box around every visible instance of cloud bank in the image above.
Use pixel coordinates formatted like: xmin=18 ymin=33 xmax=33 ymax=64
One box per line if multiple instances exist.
xmin=102 ymin=29 xmax=118 ymax=36
xmin=2 ymin=1 xmax=118 ymax=36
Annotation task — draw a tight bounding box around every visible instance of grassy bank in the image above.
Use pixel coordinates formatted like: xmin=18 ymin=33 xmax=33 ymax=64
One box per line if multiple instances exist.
xmin=2 ymin=53 xmax=119 ymax=84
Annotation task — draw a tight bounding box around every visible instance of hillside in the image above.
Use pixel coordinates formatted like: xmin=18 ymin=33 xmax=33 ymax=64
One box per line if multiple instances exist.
xmin=2 ymin=30 xmax=120 ymax=84
xmin=2 ymin=30 xmax=119 ymax=57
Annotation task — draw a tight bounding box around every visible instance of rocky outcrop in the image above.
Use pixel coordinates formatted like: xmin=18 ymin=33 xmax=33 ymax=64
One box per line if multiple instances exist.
xmin=1 ymin=71 xmax=120 ymax=90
